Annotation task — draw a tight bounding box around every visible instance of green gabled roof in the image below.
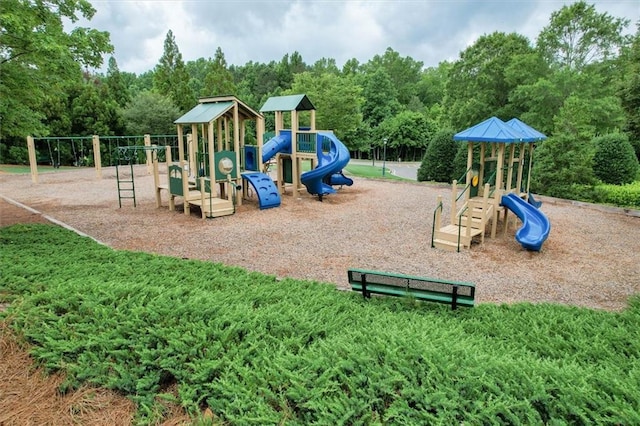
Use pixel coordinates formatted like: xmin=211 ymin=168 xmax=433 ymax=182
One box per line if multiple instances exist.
xmin=259 ymin=94 xmax=315 ymax=112
xmin=174 ymin=101 xmax=234 ymax=124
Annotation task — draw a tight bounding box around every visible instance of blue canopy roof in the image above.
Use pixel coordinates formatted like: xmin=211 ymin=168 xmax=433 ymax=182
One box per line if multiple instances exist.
xmin=453 ymin=116 xmax=528 ymax=143
xmin=505 ymin=118 xmax=547 ymax=142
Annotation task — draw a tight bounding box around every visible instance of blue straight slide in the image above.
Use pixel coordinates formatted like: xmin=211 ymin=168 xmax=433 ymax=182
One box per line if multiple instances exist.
xmin=241 ymin=172 xmax=281 ymax=209
xmin=262 ymin=131 xmax=291 ymax=164
xmin=500 ymin=193 xmax=551 ymax=251
xmin=300 ymin=132 xmax=351 ymax=198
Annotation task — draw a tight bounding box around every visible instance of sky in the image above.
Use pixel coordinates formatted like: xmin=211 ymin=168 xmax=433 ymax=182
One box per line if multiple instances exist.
xmin=73 ymin=0 xmax=640 ymax=75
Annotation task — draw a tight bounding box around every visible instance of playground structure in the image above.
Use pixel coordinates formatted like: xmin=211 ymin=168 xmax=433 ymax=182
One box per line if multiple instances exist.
xmin=155 ymin=94 xmax=352 ymax=218
xmin=259 ymin=94 xmax=353 ymax=201
xmin=432 ymin=117 xmax=551 ymax=252
xmin=160 ymin=95 xmax=267 ymax=218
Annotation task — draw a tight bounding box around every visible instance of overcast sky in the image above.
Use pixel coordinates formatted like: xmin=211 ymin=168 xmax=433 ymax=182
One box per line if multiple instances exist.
xmin=76 ymin=0 xmax=639 ymax=75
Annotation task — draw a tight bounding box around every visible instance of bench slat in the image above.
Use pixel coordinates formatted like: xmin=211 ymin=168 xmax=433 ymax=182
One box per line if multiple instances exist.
xmin=348 ymin=268 xmax=475 ymax=310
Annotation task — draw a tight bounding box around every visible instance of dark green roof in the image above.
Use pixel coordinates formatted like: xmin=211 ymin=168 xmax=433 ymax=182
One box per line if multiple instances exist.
xmin=174 ymin=102 xmax=234 ymax=124
xmin=259 ymin=94 xmax=315 ymax=112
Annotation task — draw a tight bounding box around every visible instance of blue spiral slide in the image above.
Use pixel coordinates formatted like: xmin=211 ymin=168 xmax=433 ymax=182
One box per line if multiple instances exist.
xmin=500 ymin=193 xmax=550 ymax=251
xmin=260 ymin=131 xmax=352 ymax=200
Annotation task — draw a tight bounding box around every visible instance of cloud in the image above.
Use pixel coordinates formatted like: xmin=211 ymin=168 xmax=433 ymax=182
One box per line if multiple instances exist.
xmin=71 ymin=0 xmax=639 ymax=74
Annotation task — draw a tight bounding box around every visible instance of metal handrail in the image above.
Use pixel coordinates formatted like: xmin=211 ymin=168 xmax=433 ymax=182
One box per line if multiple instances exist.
xmin=431 ymin=200 xmax=443 ymax=248
xmin=456 ymin=182 xmax=472 ymax=203
xmin=456 ymin=166 xmax=473 ymax=185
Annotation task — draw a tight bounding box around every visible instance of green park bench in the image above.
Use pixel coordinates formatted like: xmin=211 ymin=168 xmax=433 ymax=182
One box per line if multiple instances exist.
xmin=347 ymin=268 xmax=475 ymax=310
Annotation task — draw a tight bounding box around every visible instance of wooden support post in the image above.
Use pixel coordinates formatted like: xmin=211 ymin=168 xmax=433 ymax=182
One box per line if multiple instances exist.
xmin=526 ymin=144 xmax=534 ymax=199
xmin=152 ymin=149 xmax=162 ymax=208
xmin=190 ymin=124 xmax=198 ymax=177
xmin=506 ymin=144 xmax=516 ymax=192
xmin=92 ymin=135 xmax=102 ymax=179
xmin=516 ymin=143 xmax=525 ymax=195
xmin=177 ymin=124 xmax=185 ymax=163
xmin=27 ymin=136 xmax=38 ymax=184
xmin=144 ymin=134 xmax=153 ymax=174
xmin=166 ymin=146 xmax=176 ymax=211
xmin=466 ymin=142 xmax=473 ymax=202
xmin=478 ymin=143 xmax=486 ymax=196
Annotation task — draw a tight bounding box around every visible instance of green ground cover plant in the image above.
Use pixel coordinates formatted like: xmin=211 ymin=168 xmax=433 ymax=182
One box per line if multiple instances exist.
xmin=344 ymin=164 xmax=406 ymax=180
xmin=1 ymin=224 xmax=639 ymax=424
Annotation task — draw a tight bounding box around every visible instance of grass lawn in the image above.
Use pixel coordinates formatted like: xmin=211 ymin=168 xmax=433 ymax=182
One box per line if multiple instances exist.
xmin=2 ymin=224 xmax=639 ymax=424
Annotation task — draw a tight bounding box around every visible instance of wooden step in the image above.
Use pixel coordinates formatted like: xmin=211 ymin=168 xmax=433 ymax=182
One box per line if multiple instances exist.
xmin=439 ymin=224 xmax=483 ymax=238
xmin=432 ymin=238 xmax=460 ymax=251
xmin=189 ymin=197 xmax=234 ymax=218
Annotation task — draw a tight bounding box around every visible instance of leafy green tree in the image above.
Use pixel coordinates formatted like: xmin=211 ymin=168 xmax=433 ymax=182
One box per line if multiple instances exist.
xmin=417 ymin=129 xmax=456 ymax=182
xmin=376 ymin=111 xmax=433 ymax=161
xmin=105 ymin=56 xmax=130 ymax=107
xmin=363 ymin=48 xmax=423 ymax=106
xmin=203 ymin=47 xmax=236 ymax=97
xmin=592 ymin=133 xmax=638 ymax=185
xmin=69 ymin=73 xmax=124 ymax=136
xmin=153 ymin=30 xmax=195 ymax=112
xmin=361 ymin=68 xmax=401 ymax=127
xmin=444 ymin=32 xmax=535 ymax=130
xmin=310 ymin=57 xmax=340 ymax=75
xmin=619 ymin=25 xmax=640 ymax=160
xmin=0 ymin=0 xmax=112 ymax=139
xmin=532 ymin=96 xmax=598 ymax=197
xmin=287 ymin=72 xmax=363 ymax=145
xmin=415 ymin=62 xmax=451 ymax=111
xmin=342 ymin=58 xmax=361 ymax=76
xmin=537 ymin=0 xmax=630 ymax=71
xmin=122 ymin=91 xmax=181 ymax=135
xmin=275 ymin=51 xmax=307 ymax=89
xmin=185 ymin=57 xmax=209 ymax=98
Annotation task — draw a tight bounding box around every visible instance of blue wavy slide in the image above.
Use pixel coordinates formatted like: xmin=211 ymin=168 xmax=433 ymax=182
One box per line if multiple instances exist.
xmin=500 ymin=193 xmax=551 ymax=251
xmin=300 ymin=132 xmax=352 ymax=199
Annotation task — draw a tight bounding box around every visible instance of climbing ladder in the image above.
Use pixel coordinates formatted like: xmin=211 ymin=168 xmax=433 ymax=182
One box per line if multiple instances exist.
xmin=116 ymin=145 xmax=164 ymax=208
xmin=432 ymin=182 xmax=495 ymax=251
xmin=116 ymin=147 xmax=136 ymax=207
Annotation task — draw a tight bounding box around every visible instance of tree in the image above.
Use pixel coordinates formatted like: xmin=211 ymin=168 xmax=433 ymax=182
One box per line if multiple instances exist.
xmin=0 ymin=0 xmax=112 ymax=139
xmin=531 ymin=96 xmax=598 ymax=197
xmin=592 ymin=133 xmax=638 ymax=185
xmin=444 ymin=32 xmax=535 ymax=130
xmin=153 ymin=30 xmax=195 ymax=112
xmin=203 ymin=47 xmax=236 ymax=97
xmin=287 ymin=72 xmax=363 ymax=144
xmin=619 ymin=25 xmax=640 ymax=160
xmin=537 ymin=0 xmax=630 ymax=71
xmin=363 ymin=48 xmax=423 ymax=106
xmin=123 ymin=91 xmax=181 ymax=135
xmin=361 ymin=68 xmax=400 ymax=127
xmin=417 ymin=129 xmax=456 ymax=182
xmin=105 ymin=57 xmax=130 ymax=108
xmin=375 ymin=111 xmax=433 ymax=161
xmin=415 ymin=62 xmax=451 ymax=111
xmin=69 ymin=72 xmax=124 ymax=136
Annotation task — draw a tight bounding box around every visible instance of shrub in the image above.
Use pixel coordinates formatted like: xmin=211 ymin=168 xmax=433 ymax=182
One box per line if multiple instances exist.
xmin=595 ymin=182 xmax=640 ymax=208
xmin=417 ymin=129 xmax=457 ymax=182
xmin=8 ymin=146 xmax=29 ymax=165
xmin=592 ymin=133 xmax=639 ymax=185
xmin=531 ymin=133 xmax=596 ymax=198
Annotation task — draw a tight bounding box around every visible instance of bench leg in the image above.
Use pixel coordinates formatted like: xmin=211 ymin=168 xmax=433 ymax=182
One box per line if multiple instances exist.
xmin=451 ymin=286 xmax=458 ymax=310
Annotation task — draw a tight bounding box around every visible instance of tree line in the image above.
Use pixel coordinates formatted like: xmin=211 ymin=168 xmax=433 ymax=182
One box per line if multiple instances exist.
xmin=1 ymin=0 xmax=638 ymax=195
